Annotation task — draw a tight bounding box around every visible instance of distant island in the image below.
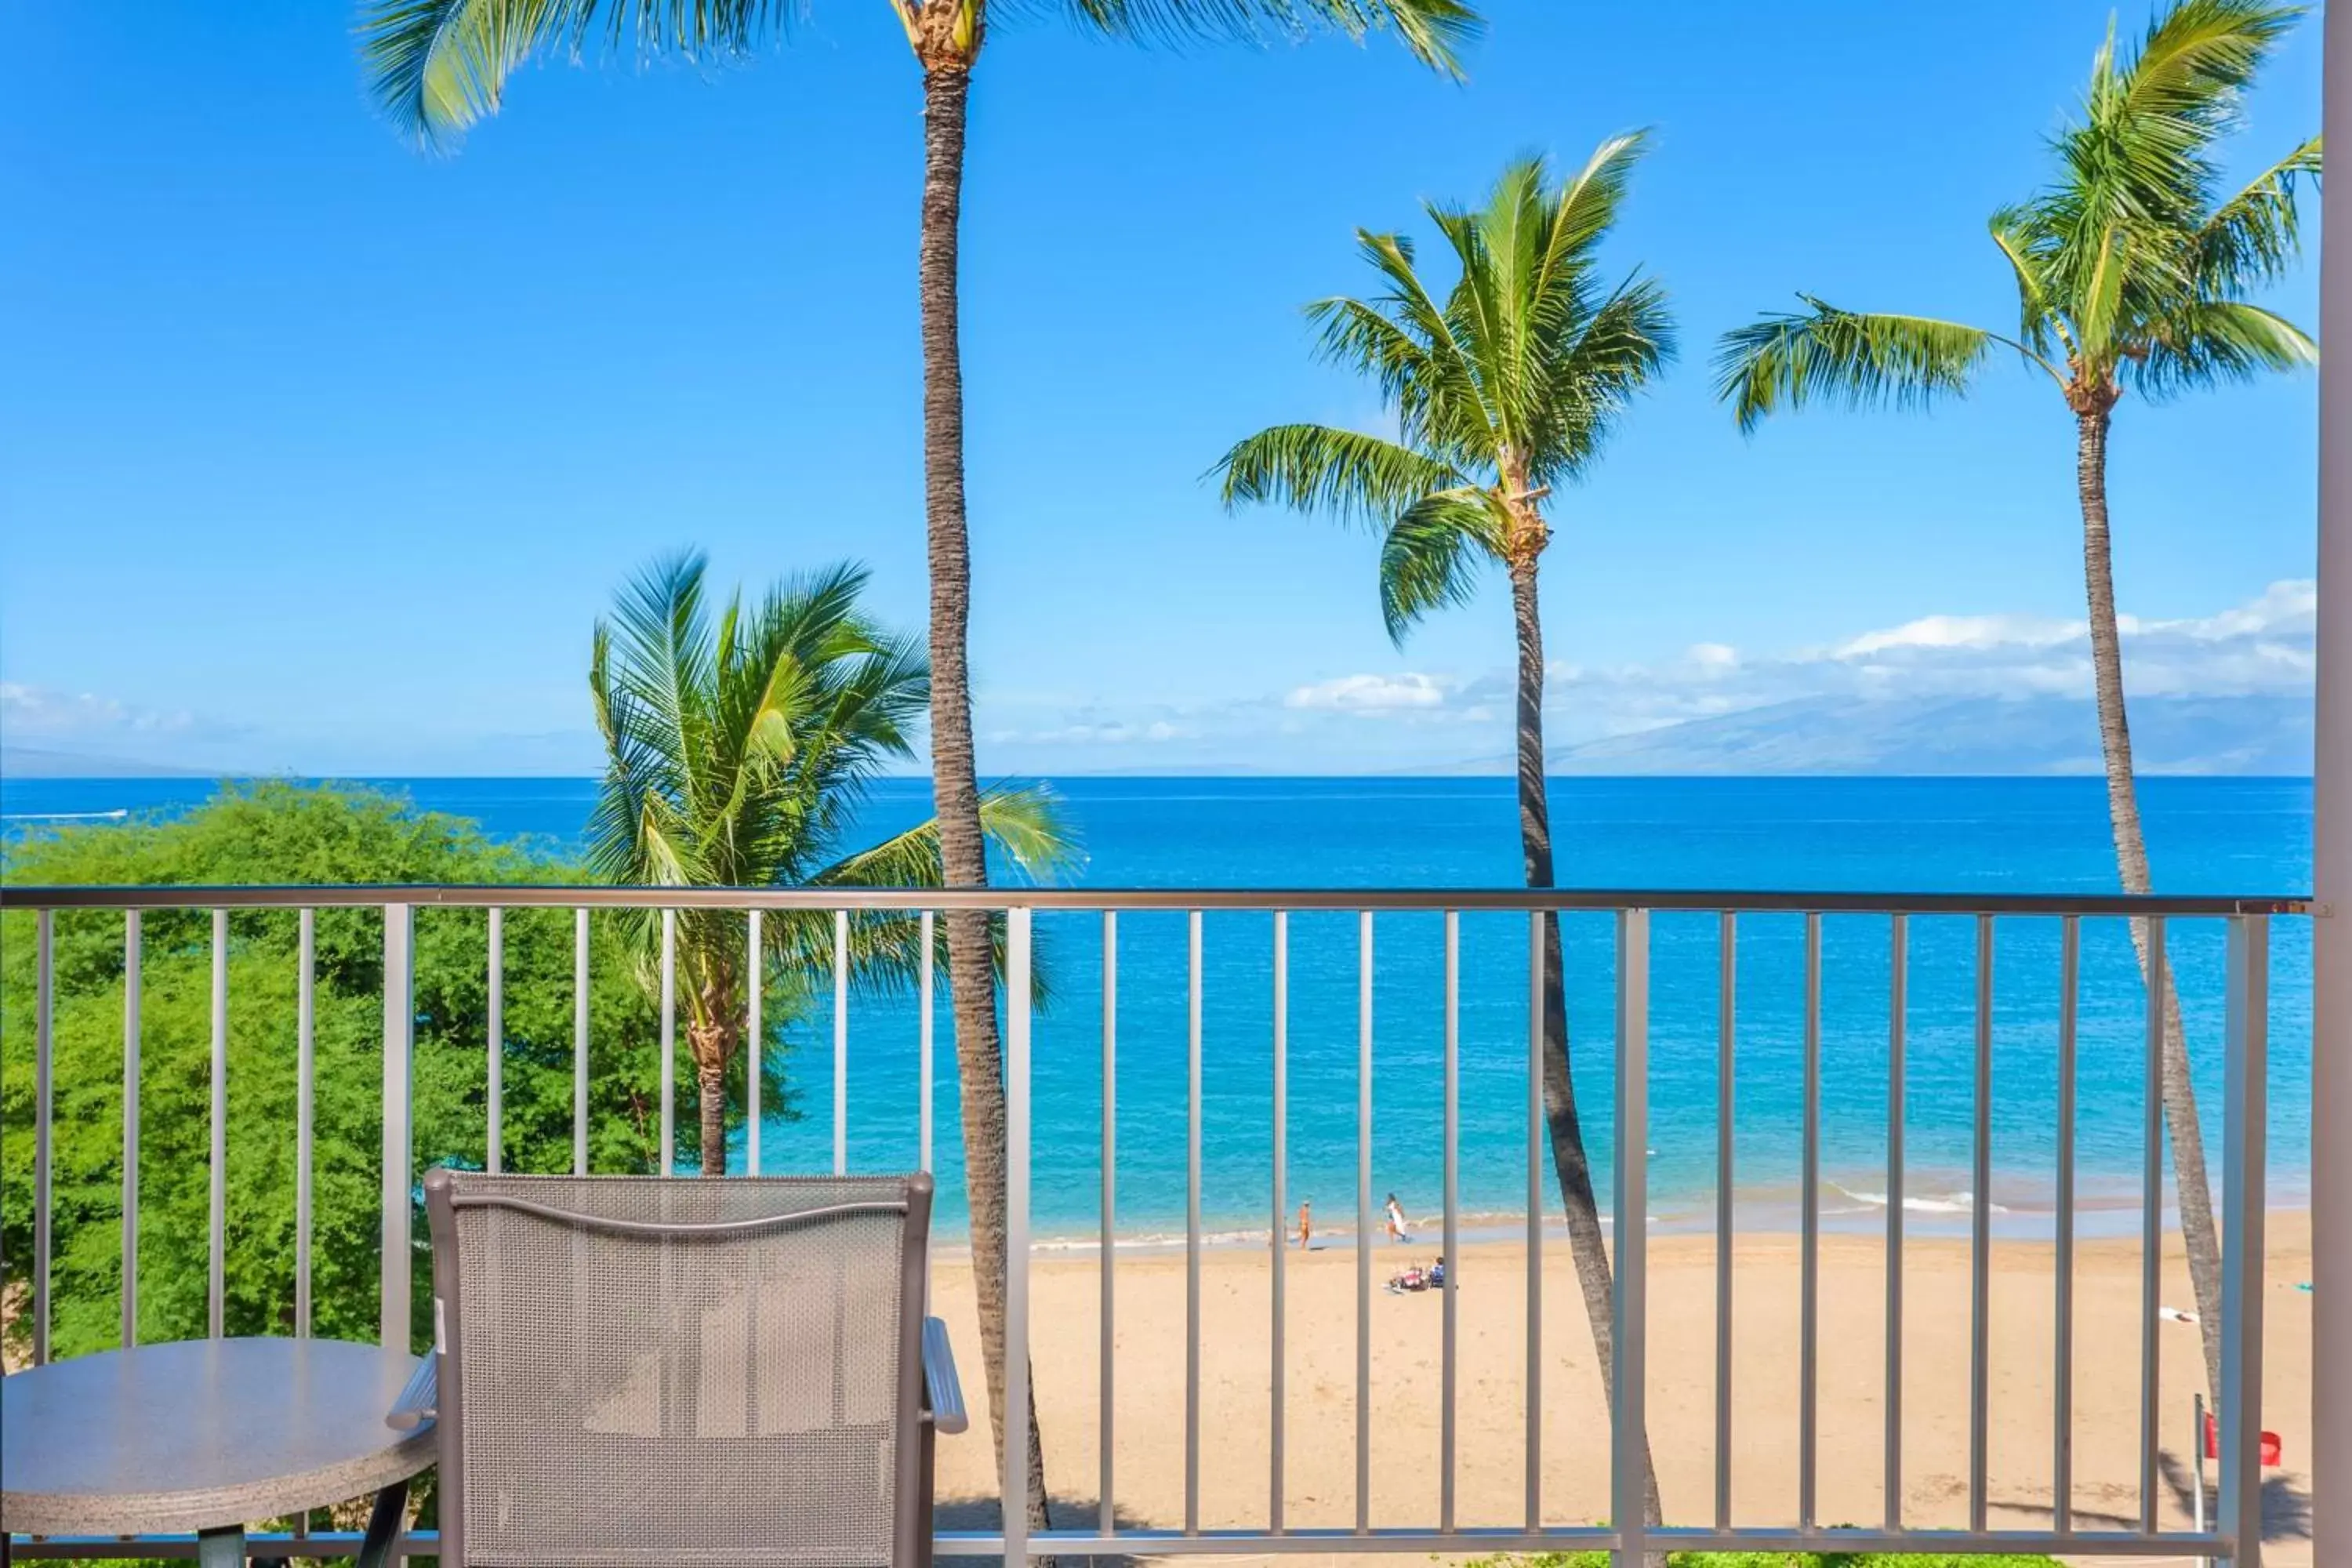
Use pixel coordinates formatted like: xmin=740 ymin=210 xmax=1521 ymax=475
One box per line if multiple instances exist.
xmin=0 ymin=746 xmax=212 ymax=780
xmin=1431 ymin=692 xmax=2313 ymax=778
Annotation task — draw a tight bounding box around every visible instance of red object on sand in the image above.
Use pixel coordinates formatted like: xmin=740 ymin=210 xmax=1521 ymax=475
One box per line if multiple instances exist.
xmin=2204 ymin=1410 xmax=2285 ymax=1466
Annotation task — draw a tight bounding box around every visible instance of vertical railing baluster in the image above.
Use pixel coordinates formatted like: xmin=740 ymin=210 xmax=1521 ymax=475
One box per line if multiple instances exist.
xmin=1612 ymin=909 xmax=1651 ymax=1568
xmin=1004 ymin=907 xmax=1034 ymax=1568
xmin=297 ymin=909 xmax=316 ymax=1337
xmin=1526 ymin=907 xmax=1544 ymax=1531
xmin=210 ymin=907 xmax=228 ymax=1341
xmin=834 ymin=908 xmax=850 ymax=1176
xmin=917 ymin=910 xmax=933 ymax=1176
xmin=574 ymin=907 xmax=590 ymax=1176
xmin=1185 ymin=908 xmax=1204 ymax=1536
xmin=1441 ymin=909 xmax=1461 ymax=1534
xmin=1715 ymin=910 xmax=1736 ymax=1531
xmin=485 ymin=908 xmax=503 ymax=1176
xmin=381 ymin=902 xmax=419 ymax=1354
xmin=1101 ymin=909 xmax=1118 ymax=1540
xmin=1970 ymin=914 xmax=1994 ymax=1533
xmin=748 ymin=909 xmax=764 ymax=1175
xmin=659 ymin=909 xmax=677 ymax=1175
xmin=122 ymin=909 xmax=141 ymax=1348
xmin=2218 ymin=915 xmax=2270 ymax=1568
xmin=2142 ymin=916 xmax=2168 ymax=1534
xmin=382 ymin=902 xmax=415 ymax=1351
xmin=1799 ymin=911 xmax=1821 ymax=1530
xmin=1886 ymin=913 xmax=1907 ymax=1530
xmin=1356 ymin=908 xmax=1374 ymax=1535
xmin=33 ymin=909 xmax=54 ymax=1366
xmin=1270 ymin=909 xmax=1287 ymax=1536
xmin=2054 ymin=916 xmax=2080 ymax=1534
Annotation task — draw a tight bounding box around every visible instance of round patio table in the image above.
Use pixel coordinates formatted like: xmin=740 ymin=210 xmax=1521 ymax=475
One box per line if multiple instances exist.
xmin=1 ymin=1338 xmax=435 ymax=1568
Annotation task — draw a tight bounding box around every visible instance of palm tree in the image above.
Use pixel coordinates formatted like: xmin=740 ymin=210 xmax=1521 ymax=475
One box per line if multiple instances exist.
xmin=1213 ymin=139 xmax=1675 ymax=1530
xmin=1714 ymin=0 xmax=2319 ymax=1404
xmin=358 ymin=0 xmax=1476 ymax=1529
xmin=587 ymin=552 xmax=1071 ymax=1178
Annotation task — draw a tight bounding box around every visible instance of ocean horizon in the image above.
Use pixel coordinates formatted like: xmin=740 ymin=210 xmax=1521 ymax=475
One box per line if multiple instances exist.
xmin=2 ymin=773 xmax=2315 ymax=1242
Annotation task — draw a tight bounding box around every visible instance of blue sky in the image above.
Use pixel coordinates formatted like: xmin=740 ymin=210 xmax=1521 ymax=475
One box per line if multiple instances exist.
xmin=0 ymin=1 xmax=2325 ymax=775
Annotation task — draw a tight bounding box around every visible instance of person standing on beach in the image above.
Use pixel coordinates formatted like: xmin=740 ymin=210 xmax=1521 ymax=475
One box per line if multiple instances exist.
xmin=1384 ymin=1192 xmax=1410 ymax=1243
xmin=1295 ymin=1200 xmax=1312 ymax=1250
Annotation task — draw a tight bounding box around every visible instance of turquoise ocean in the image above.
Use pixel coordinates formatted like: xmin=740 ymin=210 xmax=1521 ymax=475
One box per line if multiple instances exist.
xmin=0 ymin=775 xmax=2314 ymax=1244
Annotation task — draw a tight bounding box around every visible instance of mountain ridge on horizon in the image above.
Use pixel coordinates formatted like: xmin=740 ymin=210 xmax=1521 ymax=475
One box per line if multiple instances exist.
xmin=3 ymin=691 xmax=2313 ymax=781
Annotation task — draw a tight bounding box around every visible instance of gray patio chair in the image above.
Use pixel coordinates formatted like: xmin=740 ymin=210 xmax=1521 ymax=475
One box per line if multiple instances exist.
xmin=397 ymin=1169 xmax=964 ymax=1568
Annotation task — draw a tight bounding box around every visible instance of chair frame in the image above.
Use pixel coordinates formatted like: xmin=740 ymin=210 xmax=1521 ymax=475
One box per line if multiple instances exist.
xmin=414 ymin=1168 xmax=952 ymax=1568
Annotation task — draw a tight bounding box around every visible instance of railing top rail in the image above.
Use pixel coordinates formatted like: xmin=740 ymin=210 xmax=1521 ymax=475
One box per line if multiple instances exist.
xmin=0 ymin=883 xmax=2316 ymax=916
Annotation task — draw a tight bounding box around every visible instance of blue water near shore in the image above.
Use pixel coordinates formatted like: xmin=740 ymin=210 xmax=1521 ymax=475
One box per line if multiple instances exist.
xmin=2 ymin=775 xmax=2314 ymax=1242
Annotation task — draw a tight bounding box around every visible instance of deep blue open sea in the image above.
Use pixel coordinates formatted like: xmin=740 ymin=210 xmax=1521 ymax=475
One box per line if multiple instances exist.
xmin=1 ymin=775 xmax=2314 ymax=1243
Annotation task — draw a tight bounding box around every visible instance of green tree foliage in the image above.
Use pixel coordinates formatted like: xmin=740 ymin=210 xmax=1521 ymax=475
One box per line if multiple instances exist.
xmin=586 ymin=553 xmax=1073 ymax=1176
xmin=0 ymin=782 xmax=786 ymax=1362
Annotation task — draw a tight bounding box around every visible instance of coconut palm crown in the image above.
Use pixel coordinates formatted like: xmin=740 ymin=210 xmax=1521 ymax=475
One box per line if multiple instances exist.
xmin=587 ymin=552 xmax=1071 ymax=1177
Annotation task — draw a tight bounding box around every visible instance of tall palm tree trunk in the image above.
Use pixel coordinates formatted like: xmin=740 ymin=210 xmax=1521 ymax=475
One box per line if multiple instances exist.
xmin=691 ymin=1013 xmax=735 ymax=1177
xmin=2076 ymin=402 xmax=2226 ymax=1403
xmin=916 ymin=52 xmax=1054 ymax=1544
xmin=1508 ymin=553 xmax=1664 ymax=1537
xmin=699 ymin=1062 xmax=728 ymax=1175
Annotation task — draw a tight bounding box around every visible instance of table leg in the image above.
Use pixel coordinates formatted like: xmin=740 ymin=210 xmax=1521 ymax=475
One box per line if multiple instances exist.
xmin=196 ymin=1526 xmax=246 ymax=1568
xmin=354 ymin=1480 xmax=410 ymax=1568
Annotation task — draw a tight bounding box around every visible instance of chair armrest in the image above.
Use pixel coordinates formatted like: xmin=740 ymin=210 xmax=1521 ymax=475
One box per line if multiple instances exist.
xmin=922 ymin=1317 xmax=967 ymax=1436
xmin=386 ymin=1353 xmax=438 ymax=1432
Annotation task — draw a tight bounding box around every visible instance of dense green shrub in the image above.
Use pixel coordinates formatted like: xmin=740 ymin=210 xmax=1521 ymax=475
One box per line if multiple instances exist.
xmin=0 ymin=782 xmax=799 ymax=1361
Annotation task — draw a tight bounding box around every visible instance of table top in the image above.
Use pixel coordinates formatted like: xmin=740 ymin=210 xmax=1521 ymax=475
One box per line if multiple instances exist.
xmin=1 ymin=1338 xmax=436 ymax=1537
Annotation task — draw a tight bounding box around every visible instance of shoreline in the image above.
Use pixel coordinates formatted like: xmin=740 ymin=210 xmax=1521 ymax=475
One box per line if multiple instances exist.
xmin=924 ymin=1196 xmax=2318 ymax=1260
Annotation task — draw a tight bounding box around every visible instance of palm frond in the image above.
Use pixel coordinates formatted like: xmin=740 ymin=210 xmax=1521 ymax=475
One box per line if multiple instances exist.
xmin=1523 ymin=273 xmax=1675 ymax=483
xmin=812 ymin=782 xmax=1080 ymax=891
xmin=2116 ymin=0 xmax=2299 ymax=132
xmin=1027 ymin=0 xmax=1481 ymax=78
xmin=1330 ymin=228 xmax=1500 ymax=450
xmin=360 ymin=0 xmax=791 ymax=148
xmin=1430 ymin=161 xmax=1549 ymax=453
xmin=1213 ymin=423 xmax=1465 ymax=529
xmin=1987 ymin=209 xmax=2073 ymax=363
xmin=1531 ymin=131 xmax=1650 ymax=311
xmin=2194 ymin=133 xmax=2322 ymax=292
xmin=1715 ymin=299 xmax=1996 ymax=433
xmin=2133 ymin=298 xmax=2317 ymax=397
xmin=1376 ymin=489 xmax=1504 ymax=644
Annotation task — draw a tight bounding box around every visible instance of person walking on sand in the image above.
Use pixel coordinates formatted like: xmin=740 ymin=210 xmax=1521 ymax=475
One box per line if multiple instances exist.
xmin=1384 ymin=1192 xmax=1411 ymax=1244
xmin=1295 ymin=1200 xmax=1312 ymax=1250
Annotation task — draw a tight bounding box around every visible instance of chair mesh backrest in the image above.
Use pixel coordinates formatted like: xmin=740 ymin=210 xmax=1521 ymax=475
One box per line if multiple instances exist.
xmin=430 ymin=1173 xmax=922 ymax=1568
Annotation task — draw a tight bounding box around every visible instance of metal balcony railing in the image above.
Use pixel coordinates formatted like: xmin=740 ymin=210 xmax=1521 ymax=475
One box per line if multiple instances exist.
xmin=0 ymin=884 xmax=2312 ymax=1566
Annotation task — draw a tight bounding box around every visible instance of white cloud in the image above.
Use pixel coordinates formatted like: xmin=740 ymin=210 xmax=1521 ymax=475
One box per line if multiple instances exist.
xmin=1284 ymin=673 xmax=1451 ymax=713
xmin=1539 ymin=579 xmax=2317 ymax=746
xmin=0 ymin=682 xmax=211 ymax=740
xmin=972 ymin=579 xmax=2318 ymax=772
xmin=1686 ymin=642 xmax=1740 ymax=672
xmin=985 ymin=716 xmax=1191 ymax=746
xmin=1832 ymin=612 xmax=2079 ymax=658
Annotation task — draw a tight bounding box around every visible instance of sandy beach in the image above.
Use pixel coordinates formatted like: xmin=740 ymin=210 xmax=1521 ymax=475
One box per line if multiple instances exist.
xmin=928 ymin=1214 xmax=2314 ymax=1566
